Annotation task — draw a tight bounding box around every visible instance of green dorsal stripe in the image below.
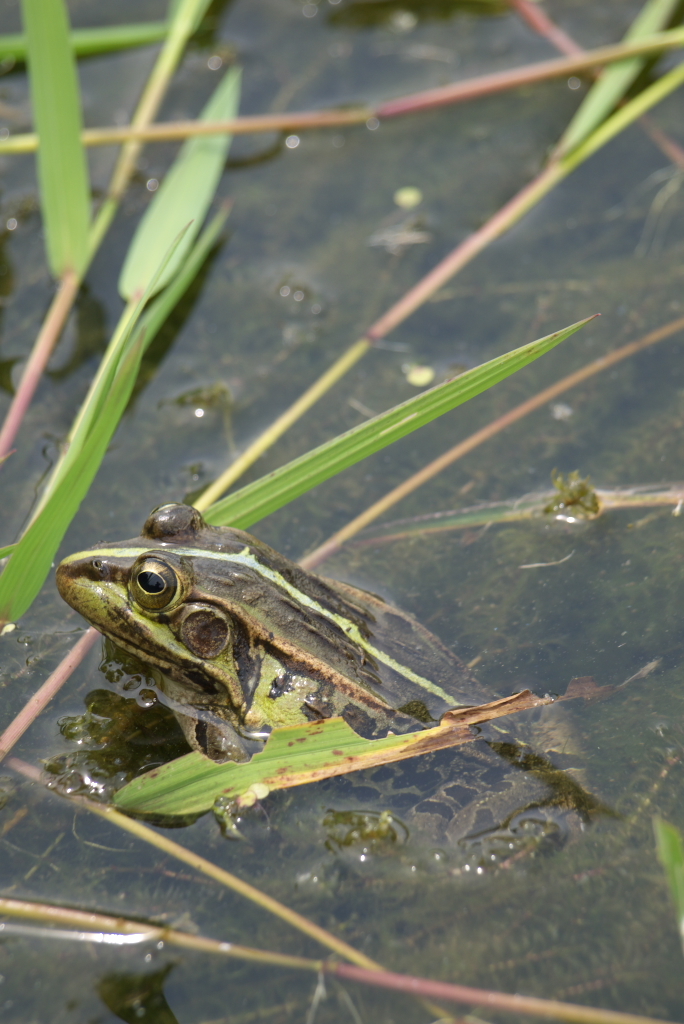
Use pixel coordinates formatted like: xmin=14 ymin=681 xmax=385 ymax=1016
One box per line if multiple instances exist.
xmin=63 ymin=545 xmax=460 ymax=705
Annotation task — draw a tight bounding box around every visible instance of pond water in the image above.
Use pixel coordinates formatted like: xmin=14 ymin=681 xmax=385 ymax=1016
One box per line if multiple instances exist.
xmin=1 ymin=0 xmax=684 ymax=1021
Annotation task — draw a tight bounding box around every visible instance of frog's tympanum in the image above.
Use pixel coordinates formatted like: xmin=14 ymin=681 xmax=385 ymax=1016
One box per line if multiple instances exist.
xmin=56 ymin=504 xmax=487 ymax=763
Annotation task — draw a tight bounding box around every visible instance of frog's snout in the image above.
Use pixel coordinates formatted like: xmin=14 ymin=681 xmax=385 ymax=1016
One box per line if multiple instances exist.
xmin=55 ymin=554 xmax=120 ymax=604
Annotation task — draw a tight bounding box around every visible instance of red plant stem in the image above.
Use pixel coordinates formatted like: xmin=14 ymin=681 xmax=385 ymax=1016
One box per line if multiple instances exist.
xmin=373 ymin=31 xmax=684 ymax=118
xmin=509 ymin=0 xmax=584 ymax=56
xmin=638 ymin=115 xmax=684 ymax=168
xmin=365 ymin=161 xmax=565 ymax=341
xmin=0 ymin=270 xmax=80 ymax=461
xmin=328 ymin=962 xmax=674 ymax=1024
xmin=0 ymin=627 xmax=98 ymax=762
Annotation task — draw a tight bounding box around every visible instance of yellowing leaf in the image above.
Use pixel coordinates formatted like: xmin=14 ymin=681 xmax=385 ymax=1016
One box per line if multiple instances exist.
xmin=113 ymin=691 xmax=553 ymax=816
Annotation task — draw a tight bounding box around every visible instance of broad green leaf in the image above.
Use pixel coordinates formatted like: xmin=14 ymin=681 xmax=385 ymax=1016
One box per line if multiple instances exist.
xmin=119 ymin=66 xmax=241 ymax=300
xmin=0 ymin=544 xmax=16 ymax=559
xmin=654 ymin=817 xmax=684 ymax=952
xmin=558 ymin=0 xmax=681 ymax=156
xmin=114 ymin=692 xmax=549 ymax=816
xmin=0 ymin=22 xmax=168 ymax=62
xmin=21 ymin=0 xmax=90 ymax=277
xmin=205 ymin=317 xmax=595 ymax=529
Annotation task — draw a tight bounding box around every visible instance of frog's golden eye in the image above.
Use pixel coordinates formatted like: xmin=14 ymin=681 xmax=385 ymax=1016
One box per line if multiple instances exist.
xmin=131 ymin=559 xmax=178 ymax=610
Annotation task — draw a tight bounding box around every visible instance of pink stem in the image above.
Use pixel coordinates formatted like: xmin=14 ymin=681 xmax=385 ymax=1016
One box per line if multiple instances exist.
xmin=366 ymin=162 xmax=564 ymax=341
xmin=509 ymin=0 xmax=584 ymax=56
xmin=639 ymin=115 xmax=684 ymax=168
xmin=0 ymin=627 xmax=98 ymax=762
xmin=330 ymin=962 xmax=670 ymax=1024
xmin=0 ymin=270 xmax=80 ymax=462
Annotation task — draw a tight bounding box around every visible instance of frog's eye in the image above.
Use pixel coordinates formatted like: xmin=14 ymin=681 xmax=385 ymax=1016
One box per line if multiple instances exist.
xmin=131 ymin=559 xmax=178 ymax=610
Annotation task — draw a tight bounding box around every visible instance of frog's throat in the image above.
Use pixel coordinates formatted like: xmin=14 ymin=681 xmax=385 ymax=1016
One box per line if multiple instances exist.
xmin=61 ymin=544 xmax=459 ymax=706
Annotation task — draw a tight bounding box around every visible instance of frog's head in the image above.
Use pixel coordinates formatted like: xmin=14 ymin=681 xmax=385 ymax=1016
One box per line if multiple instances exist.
xmin=56 ymin=504 xmax=248 ymax=723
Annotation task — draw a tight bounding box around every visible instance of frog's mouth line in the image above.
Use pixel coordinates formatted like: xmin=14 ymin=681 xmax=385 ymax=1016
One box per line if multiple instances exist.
xmin=57 ymin=573 xmax=241 ymax=703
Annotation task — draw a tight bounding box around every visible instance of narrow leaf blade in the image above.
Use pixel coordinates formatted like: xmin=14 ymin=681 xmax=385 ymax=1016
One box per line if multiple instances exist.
xmin=114 ymin=692 xmax=550 ymax=816
xmin=205 ymin=317 xmax=595 ymax=529
xmin=0 ymin=334 xmax=145 ymax=624
xmin=558 ymin=0 xmax=680 ymax=155
xmin=654 ymin=817 xmax=684 ymax=951
xmin=119 ymin=66 xmax=241 ymax=299
xmin=0 ymin=220 xmax=225 ymax=625
xmin=21 ymin=0 xmax=90 ymax=276
xmin=0 ymin=22 xmax=168 ymax=62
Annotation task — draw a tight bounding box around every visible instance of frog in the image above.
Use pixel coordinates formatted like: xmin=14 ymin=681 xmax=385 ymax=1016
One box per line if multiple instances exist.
xmin=56 ymin=503 xmax=490 ymax=763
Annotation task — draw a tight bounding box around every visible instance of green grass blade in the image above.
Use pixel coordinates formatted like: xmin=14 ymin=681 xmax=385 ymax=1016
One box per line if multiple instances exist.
xmin=21 ymin=0 xmax=90 ymax=277
xmin=654 ymin=817 xmax=684 ymax=952
xmin=32 ymin=223 xmax=193 ymax=523
xmin=0 ymin=22 xmax=168 ymax=62
xmin=114 ymin=692 xmax=548 ymax=815
xmin=561 ymin=59 xmax=684 ymax=175
xmin=0 ymin=333 xmax=146 ymax=625
xmin=0 ymin=218 xmax=230 ymax=625
xmin=114 ymin=719 xmax=430 ymax=815
xmin=0 ymin=235 xmax=183 ymax=620
xmin=68 ymin=223 xmax=193 ymax=451
xmin=133 ymin=204 xmax=230 ymax=357
xmin=558 ymin=0 xmax=681 ymax=156
xmin=204 ymin=317 xmax=595 ymax=529
xmin=119 ymin=66 xmax=241 ymax=300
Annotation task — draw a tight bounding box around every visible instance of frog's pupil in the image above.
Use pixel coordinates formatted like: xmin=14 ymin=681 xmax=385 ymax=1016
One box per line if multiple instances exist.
xmin=138 ymin=570 xmax=166 ymax=594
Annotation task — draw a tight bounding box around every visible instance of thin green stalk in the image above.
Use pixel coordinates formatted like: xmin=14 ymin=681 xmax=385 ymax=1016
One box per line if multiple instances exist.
xmin=0 ymin=21 xmax=168 ymax=61
xmin=88 ymin=0 xmax=212 ymax=256
xmin=555 ymin=0 xmax=681 ymax=156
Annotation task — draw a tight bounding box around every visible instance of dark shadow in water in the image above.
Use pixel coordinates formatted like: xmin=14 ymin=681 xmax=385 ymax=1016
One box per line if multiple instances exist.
xmin=193 ymin=0 xmax=237 ymax=49
xmin=98 ymin=964 xmax=180 ymax=1024
xmin=46 ymin=282 xmax=108 ymax=382
xmin=129 ymin=238 xmax=227 ymax=405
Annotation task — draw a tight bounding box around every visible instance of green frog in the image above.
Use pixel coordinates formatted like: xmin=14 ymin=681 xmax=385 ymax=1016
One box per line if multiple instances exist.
xmin=56 ymin=503 xmax=489 ymax=763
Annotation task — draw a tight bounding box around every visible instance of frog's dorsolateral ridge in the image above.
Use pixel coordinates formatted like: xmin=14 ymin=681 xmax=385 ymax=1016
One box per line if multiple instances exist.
xmin=56 ymin=504 xmax=487 ymax=762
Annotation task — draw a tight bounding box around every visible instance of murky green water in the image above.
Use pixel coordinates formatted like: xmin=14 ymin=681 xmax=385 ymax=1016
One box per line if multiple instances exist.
xmin=2 ymin=0 xmax=684 ymax=1021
